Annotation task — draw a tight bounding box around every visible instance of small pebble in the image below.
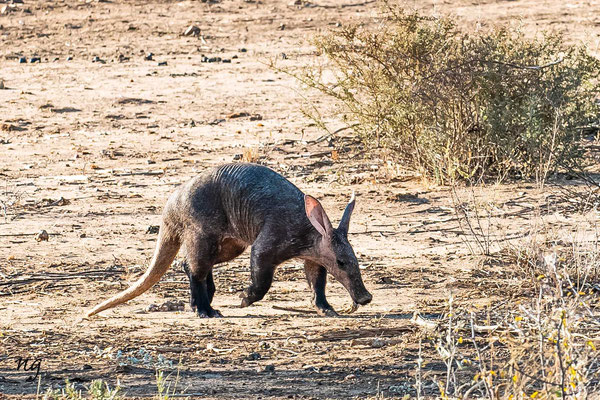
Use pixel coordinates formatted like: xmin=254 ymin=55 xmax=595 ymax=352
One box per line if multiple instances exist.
xmin=281 ymin=53 xmax=287 ymax=60
xmin=144 ymin=52 xmax=154 ymax=61
xmin=0 ymin=80 xmax=4 ymax=90
xmin=239 ymin=48 xmax=247 ymax=53
xmin=35 ymin=230 xmax=49 ymax=242
xmin=222 ymin=59 xmax=231 ymax=63
xmin=264 ymin=365 xmax=275 ymax=372
xmin=146 ymin=225 xmax=160 ymax=234
xmin=18 ymin=57 xmax=26 ymax=63
xmin=157 ymin=61 xmax=167 ymax=66
xmin=246 ymin=352 xmax=261 ymax=361
xmin=66 ymin=56 xmax=73 ymax=61
xmin=30 ymin=57 xmax=41 ymax=63
xmin=92 ymin=56 xmax=100 ymax=62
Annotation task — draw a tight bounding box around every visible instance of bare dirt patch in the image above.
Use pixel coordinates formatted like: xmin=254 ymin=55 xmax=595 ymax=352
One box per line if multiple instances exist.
xmin=1 ymin=0 xmax=600 ymax=398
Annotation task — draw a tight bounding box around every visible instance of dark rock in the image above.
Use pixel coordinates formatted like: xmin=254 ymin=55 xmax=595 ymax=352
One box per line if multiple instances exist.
xmin=19 ymin=57 xmax=26 ymax=63
xmin=146 ymin=225 xmax=160 ymax=234
xmin=144 ymin=52 xmax=154 ymax=61
xmin=157 ymin=61 xmax=167 ymax=66
xmin=30 ymin=57 xmax=41 ymax=63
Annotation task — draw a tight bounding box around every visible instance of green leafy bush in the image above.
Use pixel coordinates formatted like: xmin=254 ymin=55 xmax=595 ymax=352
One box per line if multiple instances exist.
xmin=300 ymin=7 xmax=600 ymax=183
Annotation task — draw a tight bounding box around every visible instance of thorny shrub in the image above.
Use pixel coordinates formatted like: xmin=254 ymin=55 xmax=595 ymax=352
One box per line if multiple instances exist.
xmin=296 ymin=7 xmax=600 ymax=183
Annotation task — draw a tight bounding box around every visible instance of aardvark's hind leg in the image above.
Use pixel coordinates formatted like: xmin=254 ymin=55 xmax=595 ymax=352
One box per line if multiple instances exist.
xmin=184 ymin=236 xmax=222 ymax=318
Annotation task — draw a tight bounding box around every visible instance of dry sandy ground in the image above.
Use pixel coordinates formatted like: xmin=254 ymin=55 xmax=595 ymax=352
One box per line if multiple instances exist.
xmin=1 ymin=0 xmax=599 ymax=398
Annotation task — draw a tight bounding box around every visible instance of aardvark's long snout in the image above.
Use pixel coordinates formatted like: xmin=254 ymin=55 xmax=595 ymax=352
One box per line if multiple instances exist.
xmin=355 ymin=291 xmax=372 ymax=305
xmin=348 ymin=277 xmax=372 ymax=306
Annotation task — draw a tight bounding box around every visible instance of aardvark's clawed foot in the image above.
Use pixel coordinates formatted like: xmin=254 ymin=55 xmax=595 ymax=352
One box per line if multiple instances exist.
xmin=196 ymin=308 xmax=223 ymax=318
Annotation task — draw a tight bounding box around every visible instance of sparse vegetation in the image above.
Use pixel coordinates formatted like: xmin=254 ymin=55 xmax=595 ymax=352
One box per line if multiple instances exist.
xmin=295 ymin=6 xmax=600 ymax=183
xmin=413 ymin=223 xmax=600 ymax=398
xmin=42 ymin=379 xmax=121 ymax=400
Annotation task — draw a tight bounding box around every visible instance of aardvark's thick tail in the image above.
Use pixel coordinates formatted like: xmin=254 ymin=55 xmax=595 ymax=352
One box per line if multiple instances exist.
xmin=86 ymin=225 xmax=180 ymax=317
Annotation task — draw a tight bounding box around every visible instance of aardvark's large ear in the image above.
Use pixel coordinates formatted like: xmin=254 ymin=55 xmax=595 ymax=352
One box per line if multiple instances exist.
xmin=338 ymin=191 xmax=355 ymax=236
xmin=304 ymin=195 xmax=333 ymax=237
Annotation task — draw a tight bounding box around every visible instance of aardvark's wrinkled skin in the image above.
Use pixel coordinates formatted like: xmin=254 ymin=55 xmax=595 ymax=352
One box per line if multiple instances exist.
xmin=87 ymin=163 xmax=372 ymax=318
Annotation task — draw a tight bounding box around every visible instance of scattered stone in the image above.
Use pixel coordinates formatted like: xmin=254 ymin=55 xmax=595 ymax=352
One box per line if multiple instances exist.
xmin=371 ymin=338 xmax=386 ymax=348
xmin=264 ymin=365 xmax=275 ymax=372
xmin=28 ymin=57 xmax=40 ymax=63
xmin=19 ymin=57 xmax=26 ymax=64
xmin=344 ymin=374 xmax=356 ymax=381
xmin=35 ymin=230 xmax=49 ymax=242
xmin=278 ymin=23 xmax=286 ymax=30
xmin=208 ymin=118 xmax=225 ymax=125
xmin=227 ymin=112 xmax=250 ymax=119
xmin=281 ymin=53 xmax=287 ymax=60
xmin=239 ymin=48 xmax=247 ymax=52
xmin=183 ymin=25 xmax=201 ymax=36
xmin=157 ymin=61 xmax=167 ymax=66
xmin=246 ymin=352 xmax=261 ymax=361
xmin=1 ymin=123 xmax=18 ymax=131
xmin=92 ymin=56 xmax=105 ymax=63
xmin=200 ymin=56 xmax=222 ymax=63
xmin=147 ymin=159 xmax=156 ymax=164
xmin=53 ymin=57 xmax=59 ymax=62
xmin=0 ymin=80 xmax=4 ymax=90
xmin=250 ymin=114 xmax=262 ymax=121
xmin=147 ymin=300 xmax=185 ymax=312
xmin=144 ymin=52 xmax=154 ymax=61
xmin=222 ymin=59 xmax=231 ymax=63
xmin=146 ymin=225 xmax=160 ymax=234
xmin=66 ymin=56 xmax=73 ymax=61
xmin=232 ymin=55 xmax=238 ymax=59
